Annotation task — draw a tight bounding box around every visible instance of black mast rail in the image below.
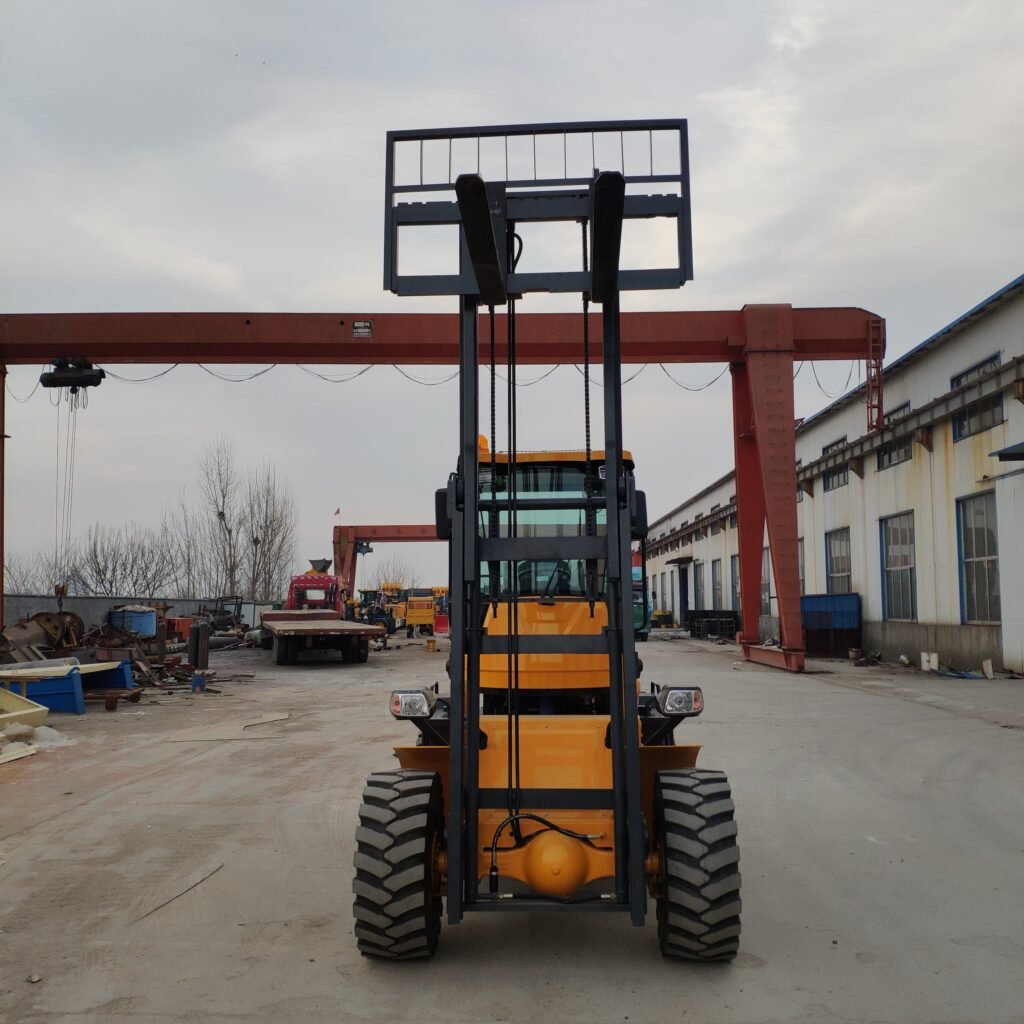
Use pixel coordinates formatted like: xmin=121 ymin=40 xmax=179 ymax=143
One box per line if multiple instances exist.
xmin=385 ymin=120 xmax=693 ymax=927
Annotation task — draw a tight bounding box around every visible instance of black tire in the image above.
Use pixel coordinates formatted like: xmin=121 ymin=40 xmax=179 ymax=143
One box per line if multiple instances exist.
xmin=654 ymin=769 xmax=741 ymax=961
xmin=353 ymin=771 xmax=444 ymax=960
xmin=355 ymin=637 xmax=370 ymax=664
xmin=637 ymin=632 xmax=649 ymax=643
xmin=371 ymin=618 xmax=390 ymax=637
xmin=287 ymin=638 xmax=301 ymax=665
xmin=273 ymin=636 xmax=289 ymax=666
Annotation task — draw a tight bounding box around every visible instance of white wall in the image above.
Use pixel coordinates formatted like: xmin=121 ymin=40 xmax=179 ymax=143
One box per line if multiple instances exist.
xmin=649 ymin=282 xmax=1024 ymax=664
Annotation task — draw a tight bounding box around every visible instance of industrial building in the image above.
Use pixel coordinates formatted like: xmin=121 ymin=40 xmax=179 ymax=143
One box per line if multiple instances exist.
xmin=646 ymin=274 xmax=1024 ymax=673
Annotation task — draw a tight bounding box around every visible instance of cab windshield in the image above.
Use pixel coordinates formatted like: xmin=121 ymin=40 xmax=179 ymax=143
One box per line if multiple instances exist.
xmin=477 ymin=460 xmax=618 ymax=599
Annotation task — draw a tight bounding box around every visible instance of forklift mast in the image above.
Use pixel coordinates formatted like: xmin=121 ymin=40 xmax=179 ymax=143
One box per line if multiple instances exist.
xmin=384 ymin=121 xmax=694 ymax=925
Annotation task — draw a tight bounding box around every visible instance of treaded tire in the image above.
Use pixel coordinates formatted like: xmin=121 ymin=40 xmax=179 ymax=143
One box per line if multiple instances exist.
xmin=273 ymin=636 xmax=288 ymax=665
xmin=353 ymin=770 xmax=443 ymax=960
xmin=355 ymin=637 xmax=370 ymax=663
xmin=655 ymin=769 xmax=741 ymax=961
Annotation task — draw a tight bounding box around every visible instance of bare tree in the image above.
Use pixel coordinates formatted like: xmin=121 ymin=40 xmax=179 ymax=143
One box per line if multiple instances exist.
xmin=242 ymin=464 xmax=297 ymax=601
xmin=366 ymin=555 xmax=422 ymax=594
xmin=162 ymin=491 xmax=211 ymax=599
xmin=199 ymin=437 xmax=244 ymax=596
xmin=71 ymin=522 xmax=176 ymax=597
xmin=4 ymin=549 xmax=66 ymax=595
xmin=12 ymin=438 xmax=298 ymax=603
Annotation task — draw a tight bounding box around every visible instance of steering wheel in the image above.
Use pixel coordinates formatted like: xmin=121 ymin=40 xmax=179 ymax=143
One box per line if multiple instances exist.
xmin=541 ymin=559 xmax=571 ymax=598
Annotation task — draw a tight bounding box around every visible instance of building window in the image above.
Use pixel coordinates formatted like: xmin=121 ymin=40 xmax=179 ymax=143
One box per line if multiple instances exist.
xmin=884 ymin=402 xmax=911 ymax=424
xmin=951 ymin=355 xmax=1004 ymax=441
xmin=660 ymin=572 xmax=666 ymax=611
xmin=825 ymin=528 xmax=852 ymax=594
xmin=951 ymin=354 xmax=1000 ymax=389
xmin=694 ymin=563 xmax=705 ymax=611
xmin=822 ymin=437 xmax=847 ymax=454
xmin=880 ymin=512 xmax=916 ymax=621
xmin=877 ymin=436 xmax=913 ymax=471
xmin=711 ymin=559 xmax=723 ymax=610
xmin=952 ymin=396 xmax=1003 ymax=440
xmin=798 ymin=538 xmax=805 ymax=596
xmin=823 ymin=464 xmax=849 ymax=491
xmin=796 ymin=459 xmax=803 ymax=503
xmin=669 ymin=569 xmax=676 ymax=618
xmin=760 ymin=548 xmax=771 ymax=616
xmin=957 ymin=492 xmax=1000 ymax=624
xmin=730 ymin=554 xmax=739 ymax=611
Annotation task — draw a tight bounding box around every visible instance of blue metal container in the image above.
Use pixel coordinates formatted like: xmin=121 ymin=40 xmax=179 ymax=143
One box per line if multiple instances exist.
xmin=109 ymin=606 xmax=158 ymax=638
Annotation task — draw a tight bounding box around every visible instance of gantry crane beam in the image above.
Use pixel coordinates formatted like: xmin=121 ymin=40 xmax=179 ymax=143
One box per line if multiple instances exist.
xmin=0 ymin=308 xmax=878 ymax=365
xmin=333 ymin=524 xmax=439 ymax=599
xmin=0 ymin=305 xmax=884 ymax=670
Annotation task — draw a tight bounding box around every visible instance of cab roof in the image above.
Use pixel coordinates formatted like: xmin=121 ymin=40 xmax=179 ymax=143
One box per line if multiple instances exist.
xmin=477 ymin=437 xmax=634 ymax=468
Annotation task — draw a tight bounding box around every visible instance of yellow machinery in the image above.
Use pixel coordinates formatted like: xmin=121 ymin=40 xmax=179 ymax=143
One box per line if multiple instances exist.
xmin=404 ymin=595 xmax=436 ymax=635
xmin=353 ymin=119 xmax=739 ymax=962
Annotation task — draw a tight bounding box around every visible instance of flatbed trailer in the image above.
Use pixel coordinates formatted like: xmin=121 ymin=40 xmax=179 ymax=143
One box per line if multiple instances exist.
xmin=261 ymin=612 xmax=384 ymax=666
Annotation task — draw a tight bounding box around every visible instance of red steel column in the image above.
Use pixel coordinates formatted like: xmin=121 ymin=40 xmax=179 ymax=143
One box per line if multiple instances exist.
xmin=333 ymin=526 xmax=358 ymax=597
xmin=740 ymin=305 xmax=805 ymax=671
xmin=730 ymin=361 xmax=766 ymax=648
xmin=0 ymin=365 xmax=5 ymax=627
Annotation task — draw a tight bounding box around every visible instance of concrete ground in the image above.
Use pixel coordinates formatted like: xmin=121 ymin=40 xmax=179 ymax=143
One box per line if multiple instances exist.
xmin=2 ymin=637 xmax=1023 ymax=1024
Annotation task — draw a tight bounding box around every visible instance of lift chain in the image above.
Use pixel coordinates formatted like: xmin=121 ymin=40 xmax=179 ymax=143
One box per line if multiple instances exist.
xmin=581 ymin=219 xmax=597 ymax=616
xmin=488 ymin=305 xmax=499 ymax=615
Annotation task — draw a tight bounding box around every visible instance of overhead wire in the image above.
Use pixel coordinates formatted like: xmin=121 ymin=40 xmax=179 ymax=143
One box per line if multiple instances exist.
xmin=198 ymin=364 xmax=277 ymax=383
xmin=810 ymin=360 xmax=856 ymax=401
xmin=104 ymin=365 xmax=179 ymax=383
xmin=5 ymin=369 xmax=46 ymax=403
xmin=393 ymin=366 xmax=460 ymax=386
xmin=658 ymin=363 xmax=729 ymax=391
xmin=572 ymin=363 xmax=648 ymax=386
xmin=491 ymin=365 xmax=560 ymax=387
xmin=297 ymin=365 xmax=374 ymax=384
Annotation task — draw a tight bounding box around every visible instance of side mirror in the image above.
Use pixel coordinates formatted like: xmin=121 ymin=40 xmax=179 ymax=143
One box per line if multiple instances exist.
xmin=631 ymin=489 xmax=649 ymax=540
xmin=435 ymin=487 xmax=452 ymax=540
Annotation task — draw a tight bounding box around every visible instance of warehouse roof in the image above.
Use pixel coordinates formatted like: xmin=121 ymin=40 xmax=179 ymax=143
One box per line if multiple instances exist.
xmin=797 ymin=271 xmax=1024 ymax=432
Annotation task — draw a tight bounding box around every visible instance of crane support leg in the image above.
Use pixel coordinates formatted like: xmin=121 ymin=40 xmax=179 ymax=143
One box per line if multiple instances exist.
xmin=731 ymin=305 xmax=806 ymax=672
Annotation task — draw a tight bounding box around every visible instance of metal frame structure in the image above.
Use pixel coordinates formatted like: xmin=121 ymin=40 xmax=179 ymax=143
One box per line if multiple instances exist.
xmin=384 ymin=120 xmax=692 ymax=297
xmin=0 ymin=122 xmax=883 ymax=666
xmin=419 ymin=125 xmax=649 ymax=920
xmin=331 ymin=523 xmax=438 ymax=597
xmin=0 ymin=311 xmax=883 ymax=649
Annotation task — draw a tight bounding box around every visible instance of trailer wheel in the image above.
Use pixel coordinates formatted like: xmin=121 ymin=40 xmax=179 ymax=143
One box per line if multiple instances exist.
xmin=654 ymin=769 xmax=741 ymax=961
xmin=273 ymin=637 xmax=289 ymax=666
xmin=355 ymin=637 xmax=370 ymax=663
xmin=353 ymin=770 xmax=443 ymax=960
xmin=287 ymin=638 xmax=301 ymax=665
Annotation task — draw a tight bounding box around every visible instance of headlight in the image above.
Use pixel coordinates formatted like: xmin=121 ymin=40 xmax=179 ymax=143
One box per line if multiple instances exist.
xmin=389 ymin=688 xmax=437 ymax=719
xmin=656 ymin=686 xmax=704 ymax=717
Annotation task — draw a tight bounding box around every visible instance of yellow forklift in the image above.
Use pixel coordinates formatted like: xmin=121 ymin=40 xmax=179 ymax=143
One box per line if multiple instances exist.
xmin=353 ymin=120 xmax=740 ymax=960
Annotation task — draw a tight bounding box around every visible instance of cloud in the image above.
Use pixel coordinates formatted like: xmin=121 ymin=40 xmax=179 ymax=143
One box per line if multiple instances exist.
xmin=1 ymin=0 xmax=1021 ymax=587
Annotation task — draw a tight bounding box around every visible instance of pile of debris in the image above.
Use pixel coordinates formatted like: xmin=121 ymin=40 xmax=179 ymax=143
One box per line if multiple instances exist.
xmin=0 ymin=599 xmax=259 ymax=714
xmin=0 ymin=722 xmax=74 ymax=765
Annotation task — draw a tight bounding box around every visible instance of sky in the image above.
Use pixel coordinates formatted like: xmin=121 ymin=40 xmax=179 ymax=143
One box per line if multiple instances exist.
xmin=2 ymin=0 xmax=1022 ymax=591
